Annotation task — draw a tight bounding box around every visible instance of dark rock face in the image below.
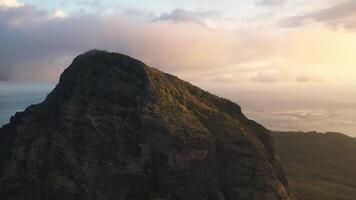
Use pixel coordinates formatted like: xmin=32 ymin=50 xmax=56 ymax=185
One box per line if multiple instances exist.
xmin=0 ymin=50 xmax=291 ymax=200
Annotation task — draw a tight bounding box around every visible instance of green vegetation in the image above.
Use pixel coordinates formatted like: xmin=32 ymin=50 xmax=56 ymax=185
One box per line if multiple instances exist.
xmin=273 ymin=131 xmax=356 ymax=200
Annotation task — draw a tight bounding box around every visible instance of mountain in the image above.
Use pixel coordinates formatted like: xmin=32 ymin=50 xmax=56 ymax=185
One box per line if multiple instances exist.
xmin=273 ymin=131 xmax=356 ymax=200
xmin=0 ymin=50 xmax=292 ymax=200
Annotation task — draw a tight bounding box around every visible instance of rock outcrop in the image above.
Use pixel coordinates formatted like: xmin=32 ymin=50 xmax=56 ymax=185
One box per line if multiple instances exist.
xmin=0 ymin=50 xmax=291 ymax=200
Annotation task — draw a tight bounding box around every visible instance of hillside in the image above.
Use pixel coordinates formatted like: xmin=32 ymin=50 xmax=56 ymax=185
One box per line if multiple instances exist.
xmin=273 ymin=131 xmax=356 ymax=200
xmin=0 ymin=50 xmax=292 ymax=200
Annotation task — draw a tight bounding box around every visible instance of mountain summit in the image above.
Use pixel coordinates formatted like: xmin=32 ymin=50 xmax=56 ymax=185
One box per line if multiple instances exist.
xmin=0 ymin=50 xmax=291 ymax=200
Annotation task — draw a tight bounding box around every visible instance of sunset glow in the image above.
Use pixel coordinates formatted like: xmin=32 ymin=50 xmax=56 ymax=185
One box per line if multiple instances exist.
xmin=1 ymin=0 xmax=356 ymax=135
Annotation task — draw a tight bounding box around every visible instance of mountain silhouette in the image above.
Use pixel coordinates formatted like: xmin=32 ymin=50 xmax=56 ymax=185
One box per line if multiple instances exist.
xmin=0 ymin=50 xmax=292 ymax=200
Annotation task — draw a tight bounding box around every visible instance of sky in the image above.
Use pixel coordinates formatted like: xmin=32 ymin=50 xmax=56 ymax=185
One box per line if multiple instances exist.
xmin=0 ymin=0 xmax=356 ymax=136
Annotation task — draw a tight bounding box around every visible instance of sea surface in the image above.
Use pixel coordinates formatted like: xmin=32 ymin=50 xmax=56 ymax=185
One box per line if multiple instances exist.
xmin=0 ymin=82 xmax=55 ymax=126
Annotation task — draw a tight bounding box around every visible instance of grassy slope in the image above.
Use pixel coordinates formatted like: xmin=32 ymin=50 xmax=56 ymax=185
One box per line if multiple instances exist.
xmin=273 ymin=132 xmax=356 ymax=200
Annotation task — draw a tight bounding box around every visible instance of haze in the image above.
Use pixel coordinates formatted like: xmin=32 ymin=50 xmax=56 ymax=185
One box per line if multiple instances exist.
xmin=0 ymin=0 xmax=356 ymax=136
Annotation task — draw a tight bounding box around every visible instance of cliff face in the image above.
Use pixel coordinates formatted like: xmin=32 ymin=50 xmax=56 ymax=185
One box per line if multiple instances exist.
xmin=0 ymin=50 xmax=291 ymax=200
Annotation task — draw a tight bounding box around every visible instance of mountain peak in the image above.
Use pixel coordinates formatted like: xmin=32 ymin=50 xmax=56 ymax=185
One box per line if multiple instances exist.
xmin=83 ymin=49 xmax=109 ymax=55
xmin=65 ymin=50 xmax=146 ymax=78
xmin=0 ymin=50 xmax=292 ymax=200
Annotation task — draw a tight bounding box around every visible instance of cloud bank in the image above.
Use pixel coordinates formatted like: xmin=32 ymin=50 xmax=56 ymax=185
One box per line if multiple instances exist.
xmin=0 ymin=0 xmax=356 ymax=86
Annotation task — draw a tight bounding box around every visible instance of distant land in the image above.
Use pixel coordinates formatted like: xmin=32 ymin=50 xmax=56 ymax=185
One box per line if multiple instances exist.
xmin=273 ymin=131 xmax=356 ymax=200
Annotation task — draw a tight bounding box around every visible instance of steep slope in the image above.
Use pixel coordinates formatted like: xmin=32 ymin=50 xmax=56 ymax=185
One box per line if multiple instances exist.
xmin=0 ymin=50 xmax=291 ymax=200
xmin=273 ymin=131 xmax=356 ymax=200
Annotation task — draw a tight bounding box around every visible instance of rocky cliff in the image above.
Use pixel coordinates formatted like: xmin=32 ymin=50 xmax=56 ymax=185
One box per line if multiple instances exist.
xmin=0 ymin=50 xmax=291 ymax=200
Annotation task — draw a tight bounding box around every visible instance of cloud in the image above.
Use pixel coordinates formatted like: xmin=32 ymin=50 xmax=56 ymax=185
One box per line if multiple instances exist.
xmin=296 ymin=74 xmax=324 ymax=83
xmin=1 ymin=2 xmax=356 ymax=88
xmin=212 ymin=75 xmax=237 ymax=83
xmin=0 ymin=4 xmax=46 ymax=25
xmin=0 ymin=0 xmax=23 ymax=8
xmin=338 ymin=120 xmax=356 ymax=126
xmin=284 ymin=0 xmax=356 ymax=27
xmin=155 ymin=9 xmax=202 ymax=23
xmin=249 ymin=72 xmax=281 ymax=83
xmin=153 ymin=8 xmax=220 ymax=28
xmin=0 ymin=5 xmax=244 ymax=81
xmin=51 ymin=9 xmax=68 ymax=18
xmin=256 ymin=0 xmax=286 ymax=7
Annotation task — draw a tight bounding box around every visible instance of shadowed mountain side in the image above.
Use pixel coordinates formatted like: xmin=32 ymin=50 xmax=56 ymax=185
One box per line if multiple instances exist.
xmin=0 ymin=50 xmax=292 ymax=200
xmin=273 ymin=131 xmax=356 ymax=200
